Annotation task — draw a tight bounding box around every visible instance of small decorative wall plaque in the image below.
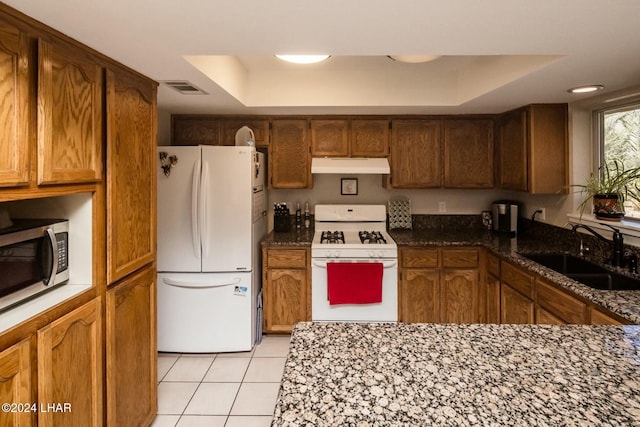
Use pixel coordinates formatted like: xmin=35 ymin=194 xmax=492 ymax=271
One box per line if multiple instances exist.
xmin=341 ymin=178 xmax=358 ymax=195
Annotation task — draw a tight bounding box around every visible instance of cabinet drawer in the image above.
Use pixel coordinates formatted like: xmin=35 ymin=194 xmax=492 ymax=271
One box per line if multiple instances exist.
xmin=401 ymin=248 xmax=438 ymax=268
xmin=536 ymin=279 xmax=586 ymax=324
xmin=501 ymin=261 xmax=534 ymax=299
xmin=487 ymin=252 xmax=500 ymax=277
xmin=442 ymin=249 xmax=479 ymax=268
xmin=267 ymin=249 xmax=307 ymax=268
xmin=589 ymin=307 xmax=627 ymax=325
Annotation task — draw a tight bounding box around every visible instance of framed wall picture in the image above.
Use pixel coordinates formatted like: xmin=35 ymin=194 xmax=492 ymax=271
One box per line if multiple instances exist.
xmin=341 ymin=178 xmax=358 ymax=195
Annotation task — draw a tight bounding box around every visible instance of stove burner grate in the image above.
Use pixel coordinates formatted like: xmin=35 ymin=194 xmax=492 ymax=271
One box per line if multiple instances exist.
xmin=359 ymin=231 xmax=387 ymax=244
xmin=320 ymin=231 xmax=345 ymax=244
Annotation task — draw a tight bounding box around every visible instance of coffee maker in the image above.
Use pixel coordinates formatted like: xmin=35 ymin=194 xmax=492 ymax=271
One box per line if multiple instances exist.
xmin=492 ymin=200 xmax=519 ymax=235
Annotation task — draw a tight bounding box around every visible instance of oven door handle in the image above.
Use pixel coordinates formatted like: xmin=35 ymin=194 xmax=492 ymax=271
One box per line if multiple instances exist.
xmin=312 ymin=260 xmax=397 ymax=269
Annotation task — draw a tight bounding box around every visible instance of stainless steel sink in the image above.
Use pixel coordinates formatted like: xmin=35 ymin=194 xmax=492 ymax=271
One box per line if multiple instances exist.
xmin=519 ymin=253 xmax=640 ymax=291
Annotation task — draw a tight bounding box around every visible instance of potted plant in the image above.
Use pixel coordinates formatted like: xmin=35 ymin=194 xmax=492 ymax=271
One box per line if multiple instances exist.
xmin=574 ymin=160 xmax=640 ymax=220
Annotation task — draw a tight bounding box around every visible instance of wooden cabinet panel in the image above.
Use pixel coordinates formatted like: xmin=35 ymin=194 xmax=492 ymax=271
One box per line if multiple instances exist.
xmin=486 ymin=272 xmax=501 ymax=324
xmin=310 ymin=119 xmax=348 ymax=157
xmin=0 ymin=20 xmax=30 ymax=188
xmin=443 ymin=119 xmax=494 ymax=188
xmin=270 ymin=119 xmax=310 ymax=188
xmin=222 ymin=118 xmax=269 ymax=147
xmin=500 ymin=283 xmax=534 ymax=324
xmin=350 ymin=119 xmax=389 ymax=157
xmin=441 ymin=249 xmax=479 ymax=268
xmin=390 ymin=119 xmax=442 ymax=188
xmin=401 ymin=248 xmax=438 ymax=268
xmin=589 ymin=307 xmax=626 ymax=325
xmin=486 ymin=252 xmax=500 ymax=277
xmin=536 ymin=306 xmax=565 ymax=325
xmin=400 ymin=268 xmax=440 ymax=323
xmin=497 ymin=108 xmax=527 ymax=191
xmin=106 ymin=69 xmax=157 ymax=283
xmin=38 ymin=298 xmax=102 ymax=427
xmin=0 ymin=339 xmax=33 ymax=427
xmin=264 ymin=268 xmax=308 ymax=333
xmin=37 ymin=39 xmax=103 ymax=185
xmin=106 ymin=265 xmax=157 ymax=427
xmin=441 ymin=269 xmax=478 ymax=323
xmin=498 ymin=104 xmax=568 ymax=194
xmin=172 ymin=116 xmax=222 ymax=145
xmin=536 ymin=279 xmax=586 ymax=324
xmin=501 ymin=261 xmax=534 ymax=299
xmin=267 ymin=249 xmax=307 ymax=269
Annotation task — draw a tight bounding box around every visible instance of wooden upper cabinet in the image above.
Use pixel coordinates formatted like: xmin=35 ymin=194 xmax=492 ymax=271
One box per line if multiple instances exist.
xmin=351 ymin=119 xmax=389 ymax=157
xmin=172 ymin=115 xmax=222 ymax=145
xmin=498 ymin=104 xmax=568 ymax=193
xmin=37 ymin=39 xmax=103 ymax=185
xmin=270 ymin=119 xmax=310 ymax=188
xmin=0 ymin=20 xmax=30 ymax=188
xmin=106 ymin=68 xmax=157 ymax=283
xmin=222 ymin=118 xmax=270 ymax=147
xmin=443 ymin=118 xmax=494 ymax=188
xmin=390 ymin=119 xmax=442 ymax=188
xmin=310 ymin=119 xmax=349 ymax=157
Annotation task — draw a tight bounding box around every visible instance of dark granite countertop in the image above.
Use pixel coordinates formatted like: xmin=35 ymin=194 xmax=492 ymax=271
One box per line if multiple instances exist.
xmin=273 ymin=322 xmax=640 ymax=426
xmin=261 ymin=220 xmax=640 ymax=324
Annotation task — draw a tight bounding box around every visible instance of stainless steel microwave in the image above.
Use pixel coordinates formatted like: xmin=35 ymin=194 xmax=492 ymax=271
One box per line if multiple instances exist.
xmin=0 ymin=219 xmax=69 ymax=312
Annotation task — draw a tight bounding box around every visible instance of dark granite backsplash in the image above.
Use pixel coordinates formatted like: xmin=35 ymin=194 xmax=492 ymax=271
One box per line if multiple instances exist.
xmin=404 ymin=214 xmax=485 ymax=231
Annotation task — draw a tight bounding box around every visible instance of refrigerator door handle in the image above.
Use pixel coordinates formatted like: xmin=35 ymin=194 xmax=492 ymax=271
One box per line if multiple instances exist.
xmin=192 ymin=158 xmax=202 ymax=258
xmin=162 ymin=277 xmax=242 ymax=289
xmin=200 ymin=160 xmax=210 ymax=257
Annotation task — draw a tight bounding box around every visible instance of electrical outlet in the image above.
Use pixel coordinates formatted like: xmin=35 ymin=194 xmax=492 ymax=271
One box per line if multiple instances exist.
xmin=537 ymin=207 xmax=546 ymax=221
xmin=439 ymin=201 xmax=447 ymax=213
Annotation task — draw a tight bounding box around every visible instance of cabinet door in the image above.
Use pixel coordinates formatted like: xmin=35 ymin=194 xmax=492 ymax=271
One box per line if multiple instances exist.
xmin=172 ymin=116 xmax=222 ymax=145
xmin=390 ymin=119 xmax=441 ymax=188
xmin=38 ymin=298 xmax=102 ymax=427
xmin=528 ymin=104 xmax=568 ymax=194
xmin=536 ymin=306 xmax=565 ymax=325
xmin=350 ymin=119 xmax=389 ymax=157
xmin=37 ymin=39 xmax=102 ymax=185
xmin=222 ymin=118 xmax=270 ymax=147
xmin=106 ymin=265 xmax=157 ymax=427
xmin=441 ymin=269 xmax=478 ymax=323
xmin=498 ymin=108 xmax=527 ymax=191
xmin=310 ymin=119 xmax=348 ymax=157
xmin=0 ymin=21 xmax=29 ymax=188
xmin=485 ymin=273 xmax=501 ymax=324
xmin=500 ymin=284 xmax=534 ymax=324
xmin=443 ymin=119 xmax=494 ymax=188
xmin=589 ymin=307 xmax=625 ymax=325
xmin=536 ymin=279 xmax=586 ymax=324
xmin=106 ymin=69 xmax=157 ymax=283
xmin=0 ymin=339 xmax=33 ymax=427
xmin=270 ymin=119 xmax=310 ymax=188
xmin=264 ymin=268 xmax=308 ymax=333
xmin=399 ymin=269 xmax=440 ymax=323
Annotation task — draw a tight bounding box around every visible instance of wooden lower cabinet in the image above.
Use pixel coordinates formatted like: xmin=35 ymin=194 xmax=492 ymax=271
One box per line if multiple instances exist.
xmin=37 ymin=297 xmax=102 ymax=427
xmin=589 ymin=307 xmax=626 ymax=325
xmin=535 ymin=278 xmax=586 ymax=324
xmin=263 ymin=247 xmax=310 ymax=333
xmin=0 ymin=339 xmax=33 ymax=427
xmin=106 ymin=266 xmax=157 ymax=427
xmin=500 ymin=283 xmax=534 ymax=324
xmin=399 ymin=247 xmax=479 ymax=323
xmin=536 ymin=306 xmax=565 ymax=325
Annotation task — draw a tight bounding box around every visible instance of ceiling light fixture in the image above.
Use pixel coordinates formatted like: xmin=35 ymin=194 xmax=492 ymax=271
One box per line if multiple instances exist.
xmin=275 ymin=55 xmax=330 ymax=64
xmin=567 ymin=85 xmax=604 ymax=94
xmin=387 ymin=55 xmax=441 ymax=64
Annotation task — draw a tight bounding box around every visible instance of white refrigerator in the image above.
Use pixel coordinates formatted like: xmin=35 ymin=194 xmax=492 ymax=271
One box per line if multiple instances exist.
xmin=156 ymin=145 xmax=266 ymax=352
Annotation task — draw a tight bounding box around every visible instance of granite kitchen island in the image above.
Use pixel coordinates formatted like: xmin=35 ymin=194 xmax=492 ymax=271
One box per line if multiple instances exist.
xmin=273 ymin=322 xmax=640 ymax=426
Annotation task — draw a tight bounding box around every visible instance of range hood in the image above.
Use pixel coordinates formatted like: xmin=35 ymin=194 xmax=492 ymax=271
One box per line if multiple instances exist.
xmin=311 ymin=157 xmax=390 ymax=174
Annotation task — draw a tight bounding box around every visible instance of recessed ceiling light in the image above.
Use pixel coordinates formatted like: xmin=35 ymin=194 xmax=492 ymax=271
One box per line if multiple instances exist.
xmin=387 ymin=55 xmax=441 ymax=64
xmin=567 ymin=85 xmax=604 ymax=94
xmin=275 ymin=55 xmax=330 ymax=64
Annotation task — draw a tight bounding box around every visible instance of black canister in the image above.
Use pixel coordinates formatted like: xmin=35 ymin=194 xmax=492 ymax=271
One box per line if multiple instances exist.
xmin=274 ymin=203 xmax=291 ymax=232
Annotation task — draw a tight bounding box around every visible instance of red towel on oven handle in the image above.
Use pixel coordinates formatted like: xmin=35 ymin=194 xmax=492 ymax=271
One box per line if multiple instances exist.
xmin=327 ymin=262 xmax=383 ymax=305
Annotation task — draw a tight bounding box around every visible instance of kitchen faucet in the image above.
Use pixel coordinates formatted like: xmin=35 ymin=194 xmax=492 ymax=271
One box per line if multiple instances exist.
xmin=570 ymin=223 xmax=624 ymax=267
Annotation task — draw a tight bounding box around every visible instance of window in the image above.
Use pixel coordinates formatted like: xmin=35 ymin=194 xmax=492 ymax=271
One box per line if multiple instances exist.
xmin=598 ymin=103 xmax=640 ymax=219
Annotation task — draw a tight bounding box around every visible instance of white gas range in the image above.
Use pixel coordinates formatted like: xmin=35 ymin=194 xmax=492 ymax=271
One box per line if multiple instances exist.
xmin=311 ymin=204 xmax=398 ymax=322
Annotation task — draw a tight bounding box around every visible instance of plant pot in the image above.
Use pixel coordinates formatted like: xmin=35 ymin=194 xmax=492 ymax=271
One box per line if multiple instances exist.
xmin=593 ymin=193 xmax=625 ymax=220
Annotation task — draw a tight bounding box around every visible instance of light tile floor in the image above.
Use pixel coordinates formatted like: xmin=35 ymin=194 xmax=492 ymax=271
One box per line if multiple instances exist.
xmin=151 ymin=335 xmax=291 ymax=427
